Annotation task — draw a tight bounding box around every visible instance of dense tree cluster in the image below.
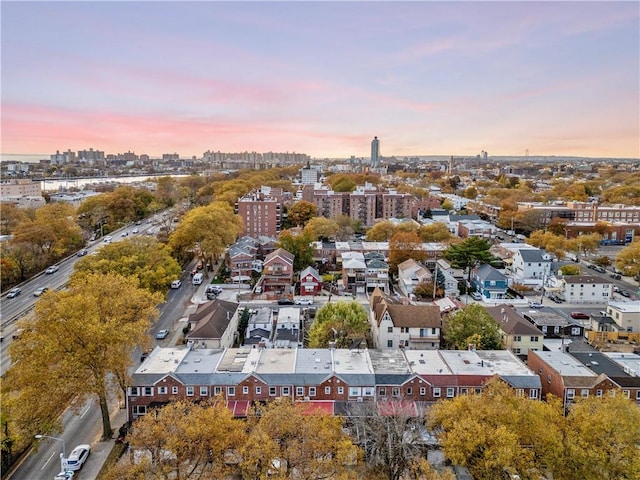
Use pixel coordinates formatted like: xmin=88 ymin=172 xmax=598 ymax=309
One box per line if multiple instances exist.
xmin=308 ymin=301 xmax=370 ymax=348
xmin=443 ymin=304 xmax=503 ymax=350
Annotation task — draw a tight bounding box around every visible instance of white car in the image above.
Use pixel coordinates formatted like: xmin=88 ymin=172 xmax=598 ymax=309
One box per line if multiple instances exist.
xmin=528 ymin=301 xmax=543 ymax=308
xmin=156 ymin=329 xmax=170 ymax=340
xmin=7 ymin=287 xmax=21 ymax=298
xmin=295 ymin=298 xmax=313 ymax=305
xmin=470 ymin=292 xmax=482 ymax=301
xmin=121 ymin=231 xmax=129 ymax=237
xmin=33 ymin=287 xmax=50 ymax=297
xmin=54 ymin=469 xmax=74 ymax=480
xmin=45 ymin=265 xmax=59 ymax=274
xmin=171 ymin=280 xmax=182 ymax=289
xmin=103 ymin=236 xmax=113 ymax=243
xmin=132 ymin=228 xmax=139 ymax=234
xmin=65 ymin=444 xmax=90 ymax=471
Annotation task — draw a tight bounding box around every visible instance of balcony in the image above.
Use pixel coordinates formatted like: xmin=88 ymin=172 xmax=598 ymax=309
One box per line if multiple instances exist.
xmin=409 ymin=333 xmax=440 ymax=342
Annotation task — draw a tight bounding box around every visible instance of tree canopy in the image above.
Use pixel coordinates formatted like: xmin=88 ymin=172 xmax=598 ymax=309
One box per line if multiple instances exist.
xmin=169 ymin=202 xmax=243 ymax=263
xmin=443 ymin=304 xmax=503 ymax=350
xmin=74 ymin=236 xmax=182 ymax=293
xmin=303 ymin=217 xmax=339 ymax=241
xmin=6 ymin=272 xmax=162 ymax=441
xmin=443 ymin=237 xmax=493 ymax=281
xmin=615 ymin=240 xmax=640 ymax=279
xmin=309 ymin=301 xmax=370 ymax=348
xmin=287 ymin=201 xmax=317 ymax=228
xmin=277 ymin=230 xmax=314 ymax=272
xmin=388 ymin=231 xmax=427 ymax=274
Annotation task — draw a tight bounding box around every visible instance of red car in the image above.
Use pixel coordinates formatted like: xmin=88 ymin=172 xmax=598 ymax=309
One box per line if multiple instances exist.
xmin=570 ymin=312 xmax=590 ymax=320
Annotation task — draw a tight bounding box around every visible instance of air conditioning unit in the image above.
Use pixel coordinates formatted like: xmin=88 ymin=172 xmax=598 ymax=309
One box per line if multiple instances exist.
xmin=356 ymin=397 xmax=363 ymax=403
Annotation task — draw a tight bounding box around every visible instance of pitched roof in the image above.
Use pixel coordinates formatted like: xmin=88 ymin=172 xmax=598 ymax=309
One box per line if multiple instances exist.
xmin=371 ymin=290 xmax=442 ymax=328
xmin=300 ymin=265 xmax=321 ymax=279
xmin=187 ymin=299 xmax=239 ymax=340
xmin=485 ymin=306 xmax=543 ymax=336
xmin=562 ymin=275 xmax=611 ymax=285
xmin=517 ymin=248 xmax=551 ymax=262
xmin=264 ymin=247 xmax=294 ymax=265
xmin=474 ymin=263 xmax=506 ymax=282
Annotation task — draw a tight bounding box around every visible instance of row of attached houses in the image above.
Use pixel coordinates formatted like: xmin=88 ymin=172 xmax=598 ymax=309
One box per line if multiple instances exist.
xmin=127 ymin=346 xmax=541 ymax=422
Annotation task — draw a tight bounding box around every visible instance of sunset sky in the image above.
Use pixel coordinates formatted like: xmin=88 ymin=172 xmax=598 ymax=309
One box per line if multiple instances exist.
xmin=1 ymin=1 xmax=638 ymax=160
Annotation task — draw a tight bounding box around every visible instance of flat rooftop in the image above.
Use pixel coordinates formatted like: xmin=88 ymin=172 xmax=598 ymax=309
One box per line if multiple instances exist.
xmin=533 ymin=351 xmax=596 ymax=377
xmin=135 ymin=347 xmax=191 ymax=375
xmin=608 ymin=301 xmax=640 ymax=314
xmin=403 ymin=350 xmax=451 ymax=375
xmin=603 ymin=352 xmax=640 ymax=377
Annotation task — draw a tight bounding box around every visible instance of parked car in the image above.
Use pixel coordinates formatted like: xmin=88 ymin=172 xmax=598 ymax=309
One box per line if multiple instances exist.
xmin=54 ymin=469 xmax=74 ymax=480
xmin=45 ymin=265 xmax=59 ymax=274
xmin=609 ymin=273 xmax=622 ymax=280
xmin=121 ymin=231 xmax=129 ymax=237
xmin=33 ymin=287 xmax=50 ymax=297
xmin=528 ymin=301 xmax=543 ymax=308
xmin=570 ymin=312 xmax=590 ymax=320
xmin=132 ymin=228 xmax=139 ymax=234
xmin=171 ymin=280 xmax=182 ymax=289
xmin=7 ymin=287 xmax=21 ymax=298
xmin=620 ymin=290 xmax=631 ymax=298
xmin=156 ymin=329 xmax=170 ymax=340
xmin=65 ymin=444 xmax=90 ymax=471
xmin=470 ymin=292 xmax=482 ymax=301
xmin=77 ymin=248 xmax=88 ymax=257
xmin=103 ymin=236 xmax=113 ymax=243
xmin=594 ymin=266 xmax=606 ymax=273
xmin=278 ymin=298 xmax=294 ymax=305
xmin=613 ymin=286 xmax=621 ymax=293
xmin=295 ymin=298 xmax=313 ymax=305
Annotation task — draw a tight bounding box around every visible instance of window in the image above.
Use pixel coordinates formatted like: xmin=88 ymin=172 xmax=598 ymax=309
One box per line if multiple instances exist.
xmin=392 ymin=387 xmax=400 ymax=397
xmin=309 ymin=387 xmax=316 ymax=397
xmin=566 ymin=389 xmax=575 ymax=400
xmin=636 ymin=391 xmax=640 ymax=400
xmin=172 ymin=386 xmax=179 ymax=395
xmin=529 ymin=390 xmax=538 ymax=399
xmin=609 ymin=390 xmax=616 ymax=397
xmin=623 ymin=390 xmax=630 ymax=398
xmin=387 ymin=340 xmax=393 ymax=348
xmin=516 ymin=389 xmax=524 ymax=397
xmin=144 ymin=387 xmax=153 ymax=396
xmin=596 ymin=389 xmax=603 ymax=398
xmin=214 ymin=386 xmax=222 ymax=395
xmin=387 ymin=326 xmax=393 ymax=333
xmin=475 ymin=388 xmax=482 ymax=395
xmin=338 ymin=387 xmax=344 ymax=395
xmin=133 ymin=405 xmax=147 ymax=415
xmin=571 ymin=327 xmax=581 ymax=335
xmin=349 ymin=387 xmax=362 ymax=397
xmin=446 ymin=388 xmax=455 ymax=398
xmin=433 ymin=388 xmax=441 ymax=398
xmin=581 ymin=389 xmax=589 ymax=398
xmin=255 ymin=386 xmax=262 ymax=395
xmin=281 ymin=387 xmax=290 ymax=396
xmin=158 ymin=386 xmax=167 ymax=395
xmin=547 ymin=374 xmax=552 ymax=384
xmin=243 ymin=386 xmax=249 ymax=395
xmin=514 ymin=335 xmax=521 ymax=342
xmin=460 ymin=388 xmax=468 ymax=395
xmin=130 ymin=387 xmax=139 ymax=396
xmin=200 ymin=386 xmax=208 ymax=396
xmin=269 ymin=387 xmax=277 ymax=396
xmin=186 ymin=387 xmax=194 ymax=396
xmin=530 ymin=336 xmax=538 ymax=342
xmin=407 ymin=387 xmax=413 ymax=395
xmin=420 ymin=387 xmax=426 ymax=396
xmin=325 ymin=386 xmax=331 ymax=395
xmin=296 ymin=387 xmax=304 ymax=397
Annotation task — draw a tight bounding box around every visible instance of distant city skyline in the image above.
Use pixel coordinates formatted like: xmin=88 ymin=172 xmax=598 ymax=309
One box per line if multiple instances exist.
xmin=1 ymin=2 xmax=639 ymax=159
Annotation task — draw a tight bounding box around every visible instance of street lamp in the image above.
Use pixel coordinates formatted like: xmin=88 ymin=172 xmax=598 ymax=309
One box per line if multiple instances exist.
xmin=35 ymin=434 xmax=66 ymax=472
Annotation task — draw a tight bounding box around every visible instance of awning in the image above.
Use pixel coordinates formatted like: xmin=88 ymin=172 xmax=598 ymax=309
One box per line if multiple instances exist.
xmin=227 ymin=400 xmax=250 ymax=417
xmin=377 ymin=400 xmax=418 ymax=417
xmin=295 ymin=400 xmax=335 ymax=415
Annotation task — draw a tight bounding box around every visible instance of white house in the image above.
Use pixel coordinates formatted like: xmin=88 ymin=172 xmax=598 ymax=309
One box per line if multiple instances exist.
xmin=369 ymin=288 xmax=442 ymax=350
xmin=606 ymin=301 xmax=640 ymax=333
xmin=397 ymin=258 xmax=432 ymax=297
xmin=511 ymin=248 xmax=552 ymax=286
xmin=558 ymin=275 xmax=613 ymax=304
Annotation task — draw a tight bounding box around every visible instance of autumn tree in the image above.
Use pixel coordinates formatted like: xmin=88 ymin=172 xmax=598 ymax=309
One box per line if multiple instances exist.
xmin=443 ymin=237 xmax=493 ymax=282
xmin=277 ymin=230 xmax=314 ymax=272
xmin=558 ymin=264 xmax=581 ymax=276
xmin=169 ymin=202 xmax=243 ymax=264
xmin=366 ymin=220 xmax=397 ymax=242
xmin=428 ymin=379 xmax=564 ymax=480
xmin=6 ymin=272 xmax=162 ymax=440
xmin=443 ymin=304 xmax=502 ymax=350
xmin=566 ymin=233 xmax=602 ymax=257
xmin=615 ymin=239 xmax=640 ymax=279
xmin=388 ymin=231 xmax=427 ymax=274
xmin=0 ymin=203 xmax=28 ymax=235
xmin=303 ymin=217 xmax=339 ymax=241
xmin=309 ymin=301 xmax=370 ymax=348
xmin=104 ymin=399 xmax=247 ymax=480
xmin=74 ymin=236 xmax=181 ymax=293
xmin=418 ymin=222 xmax=452 ymax=242
xmin=287 ymin=200 xmax=317 ymax=227
xmin=592 ymin=255 xmax=611 ymax=267
xmin=348 ymin=400 xmax=438 ymax=480
xmin=241 ymin=398 xmax=361 ymax=480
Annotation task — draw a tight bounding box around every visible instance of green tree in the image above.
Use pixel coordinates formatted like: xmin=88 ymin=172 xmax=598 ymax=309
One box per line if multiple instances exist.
xmin=309 ymin=301 xmax=370 ymax=348
xmin=7 ymin=272 xmax=162 ymax=440
xmin=444 ymin=304 xmax=503 ymax=350
xmin=277 ymin=230 xmax=314 ymax=272
xmin=287 ymin=200 xmax=317 ymax=227
xmin=559 ymin=264 xmax=581 ymax=276
xmin=169 ymin=202 xmax=243 ymax=264
xmin=241 ymin=398 xmax=360 ymax=480
xmin=303 ymin=217 xmax=339 ymax=241
xmin=73 ymin=236 xmax=181 ymax=293
xmin=443 ymin=237 xmax=493 ymax=282
xmin=566 ymin=233 xmax=602 ymax=257
xmin=592 ymin=255 xmax=611 ymax=267
xmin=615 ymin=240 xmax=640 ymax=279
xmin=0 ymin=204 xmax=28 ymax=235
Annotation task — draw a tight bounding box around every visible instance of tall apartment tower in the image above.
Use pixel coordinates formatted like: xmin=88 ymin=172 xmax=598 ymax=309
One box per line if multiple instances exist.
xmin=235 ymin=188 xmax=282 ymax=238
xmin=371 ymin=136 xmax=380 ymax=168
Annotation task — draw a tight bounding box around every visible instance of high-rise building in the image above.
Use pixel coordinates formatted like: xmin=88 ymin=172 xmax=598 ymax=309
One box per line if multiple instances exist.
xmin=371 ymin=136 xmax=380 ymax=167
xmin=235 ymin=187 xmax=283 ymax=238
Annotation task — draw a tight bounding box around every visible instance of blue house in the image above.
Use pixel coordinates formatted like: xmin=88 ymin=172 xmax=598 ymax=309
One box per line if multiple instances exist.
xmin=472 ymin=264 xmax=508 ymax=300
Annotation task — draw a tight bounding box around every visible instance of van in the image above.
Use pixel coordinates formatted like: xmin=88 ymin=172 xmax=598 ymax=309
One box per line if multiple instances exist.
xmin=192 ymin=273 xmax=203 ymax=285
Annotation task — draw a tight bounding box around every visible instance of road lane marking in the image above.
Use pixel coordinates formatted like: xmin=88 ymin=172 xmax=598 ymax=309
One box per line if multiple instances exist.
xmin=41 ymin=452 xmax=55 ymax=469
xmin=80 ymin=405 xmax=91 ymax=418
